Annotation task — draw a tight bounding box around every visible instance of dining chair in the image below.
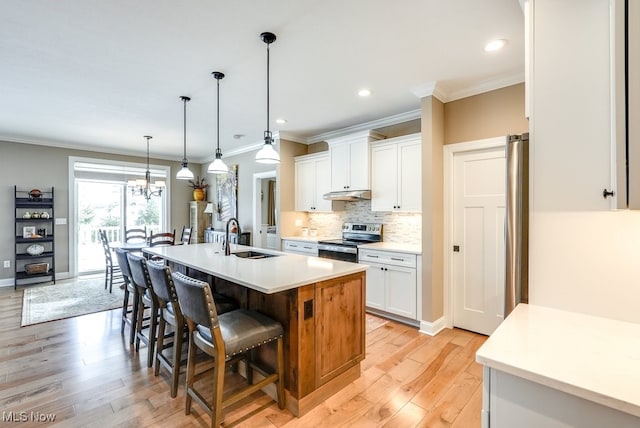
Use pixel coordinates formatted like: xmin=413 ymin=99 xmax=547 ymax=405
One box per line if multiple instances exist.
xmin=125 ymin=226 xmax=147 ymax=243
xmin=98 ymin=229 xmax=123 ymax=293
xmin=149 ymin=230 xmax=176 ymax=247
xmin=179 ymin=226 xmax=192 ymax=245
xmin=127 ymin=252 xmax=159 ymax=368
xmin=172 ymin=272 xmax=285 ymax=427
xmin=114 ymin=247 xmax=137 ymax=345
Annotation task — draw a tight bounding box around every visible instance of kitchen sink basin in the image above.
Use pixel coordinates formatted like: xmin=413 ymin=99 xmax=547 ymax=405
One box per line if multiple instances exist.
xmin=233 ymin=251 xmax=279 ymax=259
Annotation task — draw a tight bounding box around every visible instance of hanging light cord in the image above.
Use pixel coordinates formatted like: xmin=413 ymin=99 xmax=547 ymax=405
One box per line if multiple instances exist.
xmin=266 ymin=40 xmax=270 ymax=136
xmin=183 ymin=98 xmax=187 ymax=161
xmin=217 ymin=76 xmax=221 ymax=152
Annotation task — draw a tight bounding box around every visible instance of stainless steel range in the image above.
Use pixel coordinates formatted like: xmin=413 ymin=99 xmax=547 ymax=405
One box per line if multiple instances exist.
xmin=317 ymin=223 xmax=382 ymax=263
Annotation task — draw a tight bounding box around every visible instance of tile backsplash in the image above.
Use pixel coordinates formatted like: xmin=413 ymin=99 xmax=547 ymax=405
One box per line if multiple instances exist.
xmin=307 ymin=200 xmax=422 ymax=245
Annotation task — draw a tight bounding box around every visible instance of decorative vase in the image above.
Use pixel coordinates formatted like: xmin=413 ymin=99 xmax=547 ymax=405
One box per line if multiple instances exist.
xmin=193 ymin=188 xmax=205 ymax=201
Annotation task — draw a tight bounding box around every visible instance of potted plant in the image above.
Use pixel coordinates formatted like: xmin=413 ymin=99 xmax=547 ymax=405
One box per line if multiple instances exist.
xmin=188 ymin=176 xmax=209 ymax=201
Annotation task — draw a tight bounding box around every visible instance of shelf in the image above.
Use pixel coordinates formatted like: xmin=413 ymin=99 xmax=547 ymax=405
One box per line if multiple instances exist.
xmin=14 ymin=186 xmax=55 ymax=289
xmin=16 ymin=252 xmax=54 ymax=260
xmin=16 ymin=236 xmax=54 ymax=243
xmin=15 ymin=270 xmax=55 ymax=280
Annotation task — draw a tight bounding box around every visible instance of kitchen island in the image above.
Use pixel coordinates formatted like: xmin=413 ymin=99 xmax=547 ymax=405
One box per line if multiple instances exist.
xmin=144 ymin=242 xmax=367 ymax=417
xmin=476 ymin=304 xmax=640 ymax=428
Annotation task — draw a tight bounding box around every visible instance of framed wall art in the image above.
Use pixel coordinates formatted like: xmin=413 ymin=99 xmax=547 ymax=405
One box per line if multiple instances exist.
xmin=215 ymin=164 xmax=238 ymax=222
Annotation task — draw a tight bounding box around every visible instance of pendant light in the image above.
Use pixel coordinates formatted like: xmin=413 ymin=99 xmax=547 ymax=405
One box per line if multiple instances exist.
xmin=255 ymin=31 xmax=280 ymax=164
xmin=176 ymin=96 xmax=195 ymax=180
xmin=208 ymin=71 xmax=229 ymax=174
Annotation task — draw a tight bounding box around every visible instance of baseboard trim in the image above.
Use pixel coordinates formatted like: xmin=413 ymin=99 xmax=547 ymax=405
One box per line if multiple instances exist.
xmin=419 ymin=316 xmax=446 ymax=336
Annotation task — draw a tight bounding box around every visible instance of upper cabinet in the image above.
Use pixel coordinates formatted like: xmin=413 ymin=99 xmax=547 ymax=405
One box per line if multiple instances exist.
xmin=327 ymin=130 xmax=384 ymax=192
xmin=528 ymin=0 xmax=637 ymax=210
xmin=295 ymin=152 xmax=332 ymax=212
xmin=371 ymin=133 xmax=422 ymax=212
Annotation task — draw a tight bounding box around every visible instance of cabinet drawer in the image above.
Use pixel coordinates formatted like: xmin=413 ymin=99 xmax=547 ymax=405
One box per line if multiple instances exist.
xmin=284 ymin=240 xmax=318 ymax=256
xmin=358 ymin=249 xmax=416 ymax=268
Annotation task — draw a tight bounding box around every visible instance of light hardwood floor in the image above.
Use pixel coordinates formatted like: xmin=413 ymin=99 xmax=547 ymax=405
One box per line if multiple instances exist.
xmin=0 ymin=284 xmax=486 ymax=427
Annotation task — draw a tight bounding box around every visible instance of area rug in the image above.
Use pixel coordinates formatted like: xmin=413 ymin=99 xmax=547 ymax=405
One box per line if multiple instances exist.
xmin=21 ymin=276 xmax=124 ymax=326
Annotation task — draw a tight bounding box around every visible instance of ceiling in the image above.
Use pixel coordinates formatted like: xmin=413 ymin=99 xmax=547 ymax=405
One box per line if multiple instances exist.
xmin=0 ymin=0 xmax=525 ymax=163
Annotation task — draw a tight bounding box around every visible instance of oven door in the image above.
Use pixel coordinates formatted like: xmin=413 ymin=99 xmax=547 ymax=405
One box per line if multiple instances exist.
xmin=317 ymin=244 xmax=358 ymax=263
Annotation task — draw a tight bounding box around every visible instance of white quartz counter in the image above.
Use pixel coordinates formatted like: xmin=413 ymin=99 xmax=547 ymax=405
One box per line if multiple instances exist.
xmin=476 ymin=304 xmax=640 ymax=418
xmin=358 ymin=241 xmax=422 ymax=254
xmin=144 ymin=243 xmax=366 ymax=294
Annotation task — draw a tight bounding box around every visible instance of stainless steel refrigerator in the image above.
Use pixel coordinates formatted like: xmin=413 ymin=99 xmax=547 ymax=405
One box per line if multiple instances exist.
xmin=505 ymin=133 xmax=529 ymax=316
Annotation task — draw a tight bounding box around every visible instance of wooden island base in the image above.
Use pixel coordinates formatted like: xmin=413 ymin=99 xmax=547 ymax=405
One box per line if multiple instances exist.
xmin=213 ymin=270 xmax=366 ymax=417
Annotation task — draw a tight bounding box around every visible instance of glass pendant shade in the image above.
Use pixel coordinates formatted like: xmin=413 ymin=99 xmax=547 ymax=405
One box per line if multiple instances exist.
xmin=208 ymin=150 xmax=229 ymax=174
xmin=176 ymin=162 xmax=194 ymax=180
xmin=176 ymin=96 xmax=193 ymax=180
xmin=255 ymin=132 xmax=280 ymax=164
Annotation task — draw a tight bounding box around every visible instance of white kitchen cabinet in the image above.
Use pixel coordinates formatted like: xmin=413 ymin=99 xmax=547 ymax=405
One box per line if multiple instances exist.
xmin=359 ymin=248 xmax=417 ymax=320
xmin=327 ymin=130 xmax=384 ymax=192
xmin=282 ymin=240 xmax=318 ymax=256
xmin=529 ymin=0 xmax=628 ymax=211
xmin=371 ymin=133 xmax=421 ymax=212
xmin=295 ymin=153 xmax=331 ymax=212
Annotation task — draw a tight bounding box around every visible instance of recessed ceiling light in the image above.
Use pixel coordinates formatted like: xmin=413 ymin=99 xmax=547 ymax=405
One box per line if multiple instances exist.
xmin=484 ymin=39 xmax=507 ymax=52
xmin=275 ymin=118 xmax=287 ymax=124
xmin=358 ymin=88 xmax=372 ymax=97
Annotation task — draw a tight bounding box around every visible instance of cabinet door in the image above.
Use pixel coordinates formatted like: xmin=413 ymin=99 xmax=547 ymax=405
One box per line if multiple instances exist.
xmin=397 ymin=141 xmax=421 ymax=212
xmin=295 ymin=159 xmax=316 ymax=211
xmin=348 ymin=140 xmax=370 ymax=190
xmin=532 ymin=0 xmax=612 ymax=210
xmin=330 ymin=142 xmax=349 ymax=191
xmin=365 ymin=263 xmax=385 ymax=310
xmin=314 ymin=156 xmax=332 ymax=212
xmin=371 ymin=144 xmax=398 ymax=211
xmin=385 ymin=265 xmax=417 ymax=319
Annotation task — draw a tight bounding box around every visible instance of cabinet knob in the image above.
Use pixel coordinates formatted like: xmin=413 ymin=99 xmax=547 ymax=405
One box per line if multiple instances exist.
xmin=602 ymin=188 xmax=615 ymax=199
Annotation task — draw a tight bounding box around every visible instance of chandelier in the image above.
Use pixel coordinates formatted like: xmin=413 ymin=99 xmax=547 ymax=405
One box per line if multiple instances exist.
xmin=129 ymin=135 xmax=165 ymax=200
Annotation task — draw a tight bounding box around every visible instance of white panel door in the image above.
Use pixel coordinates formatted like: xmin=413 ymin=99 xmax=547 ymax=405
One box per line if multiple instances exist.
xmin=452 ymin=147 xmax=506 ymax=335
xmin=385 ymin=265 xmax=417 ymax=319
xmin=365 ymin=263 xmax=385 ymax=310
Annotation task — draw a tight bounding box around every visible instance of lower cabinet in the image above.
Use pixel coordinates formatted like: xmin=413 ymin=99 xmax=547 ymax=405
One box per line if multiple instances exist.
xmin=283 ymin=240 xmax=318 ymax=256
xmin=358 ymin=249 xmax=417 ymax=320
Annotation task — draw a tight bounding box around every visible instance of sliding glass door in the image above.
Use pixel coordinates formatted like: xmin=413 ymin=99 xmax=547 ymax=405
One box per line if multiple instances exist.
xmin=71 ymin=157 xmax=169 ymax=276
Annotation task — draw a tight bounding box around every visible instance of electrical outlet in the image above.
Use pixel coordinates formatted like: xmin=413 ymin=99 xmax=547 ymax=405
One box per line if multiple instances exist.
xmin=3 ymin=260 xmax=10 ymax=268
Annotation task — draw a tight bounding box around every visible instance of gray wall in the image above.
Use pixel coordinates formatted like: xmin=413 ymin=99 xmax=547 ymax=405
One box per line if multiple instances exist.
xmin=1 ymin=140 xmax=193 ymax=281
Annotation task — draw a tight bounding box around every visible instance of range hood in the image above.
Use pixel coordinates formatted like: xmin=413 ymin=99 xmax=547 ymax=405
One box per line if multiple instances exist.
xmin=322 ymin=190 xmax=371 ymax=201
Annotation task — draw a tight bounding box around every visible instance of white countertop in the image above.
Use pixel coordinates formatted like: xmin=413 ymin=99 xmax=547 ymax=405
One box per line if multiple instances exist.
xmin=476 ymin=304 xmax=640 ymax=418
xmin=358 ymin=242 xmax=422 ymax=254
xmin=144 ymin=243 xmax=366 ymax=294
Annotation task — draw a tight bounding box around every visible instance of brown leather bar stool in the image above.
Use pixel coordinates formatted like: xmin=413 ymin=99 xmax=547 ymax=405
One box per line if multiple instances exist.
xmin=127 ymin=252 xmax=159 ymax=368
xmin=114 ymin=247 xmax=137 ymax=345
xmin=172 ymin=272 xmax=285 ymax=427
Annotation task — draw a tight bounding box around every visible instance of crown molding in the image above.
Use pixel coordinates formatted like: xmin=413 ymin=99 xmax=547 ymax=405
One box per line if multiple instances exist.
xmin=306 ymin=109 xmax=422 ymax=144
xmin=0 ymin=134 xmax=181 ymax=163
xmin=443 ymin=72 xmax=525 ymax=102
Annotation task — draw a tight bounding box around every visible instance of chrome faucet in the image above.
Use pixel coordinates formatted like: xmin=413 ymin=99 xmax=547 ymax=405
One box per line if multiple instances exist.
xmin=224 ymin=217 xmax=241 ymax=256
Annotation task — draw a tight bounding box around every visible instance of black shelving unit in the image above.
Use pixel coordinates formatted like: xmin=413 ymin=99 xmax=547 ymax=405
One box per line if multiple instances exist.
xmin=14 ymin=186 xmax=56 ymax=289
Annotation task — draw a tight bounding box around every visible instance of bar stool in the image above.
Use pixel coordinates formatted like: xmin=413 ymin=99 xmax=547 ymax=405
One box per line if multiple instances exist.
xmin=114 ymin=247 xmax=137 ymax=345
xmin=127 ymin=252 xmax=158 ymax=368
xmin=172 ymin=272 xmax=285 ymax=427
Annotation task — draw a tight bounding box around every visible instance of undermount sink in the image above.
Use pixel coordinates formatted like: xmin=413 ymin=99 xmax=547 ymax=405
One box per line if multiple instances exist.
xmin=233 ymin=250 xmax=279 ymax=259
